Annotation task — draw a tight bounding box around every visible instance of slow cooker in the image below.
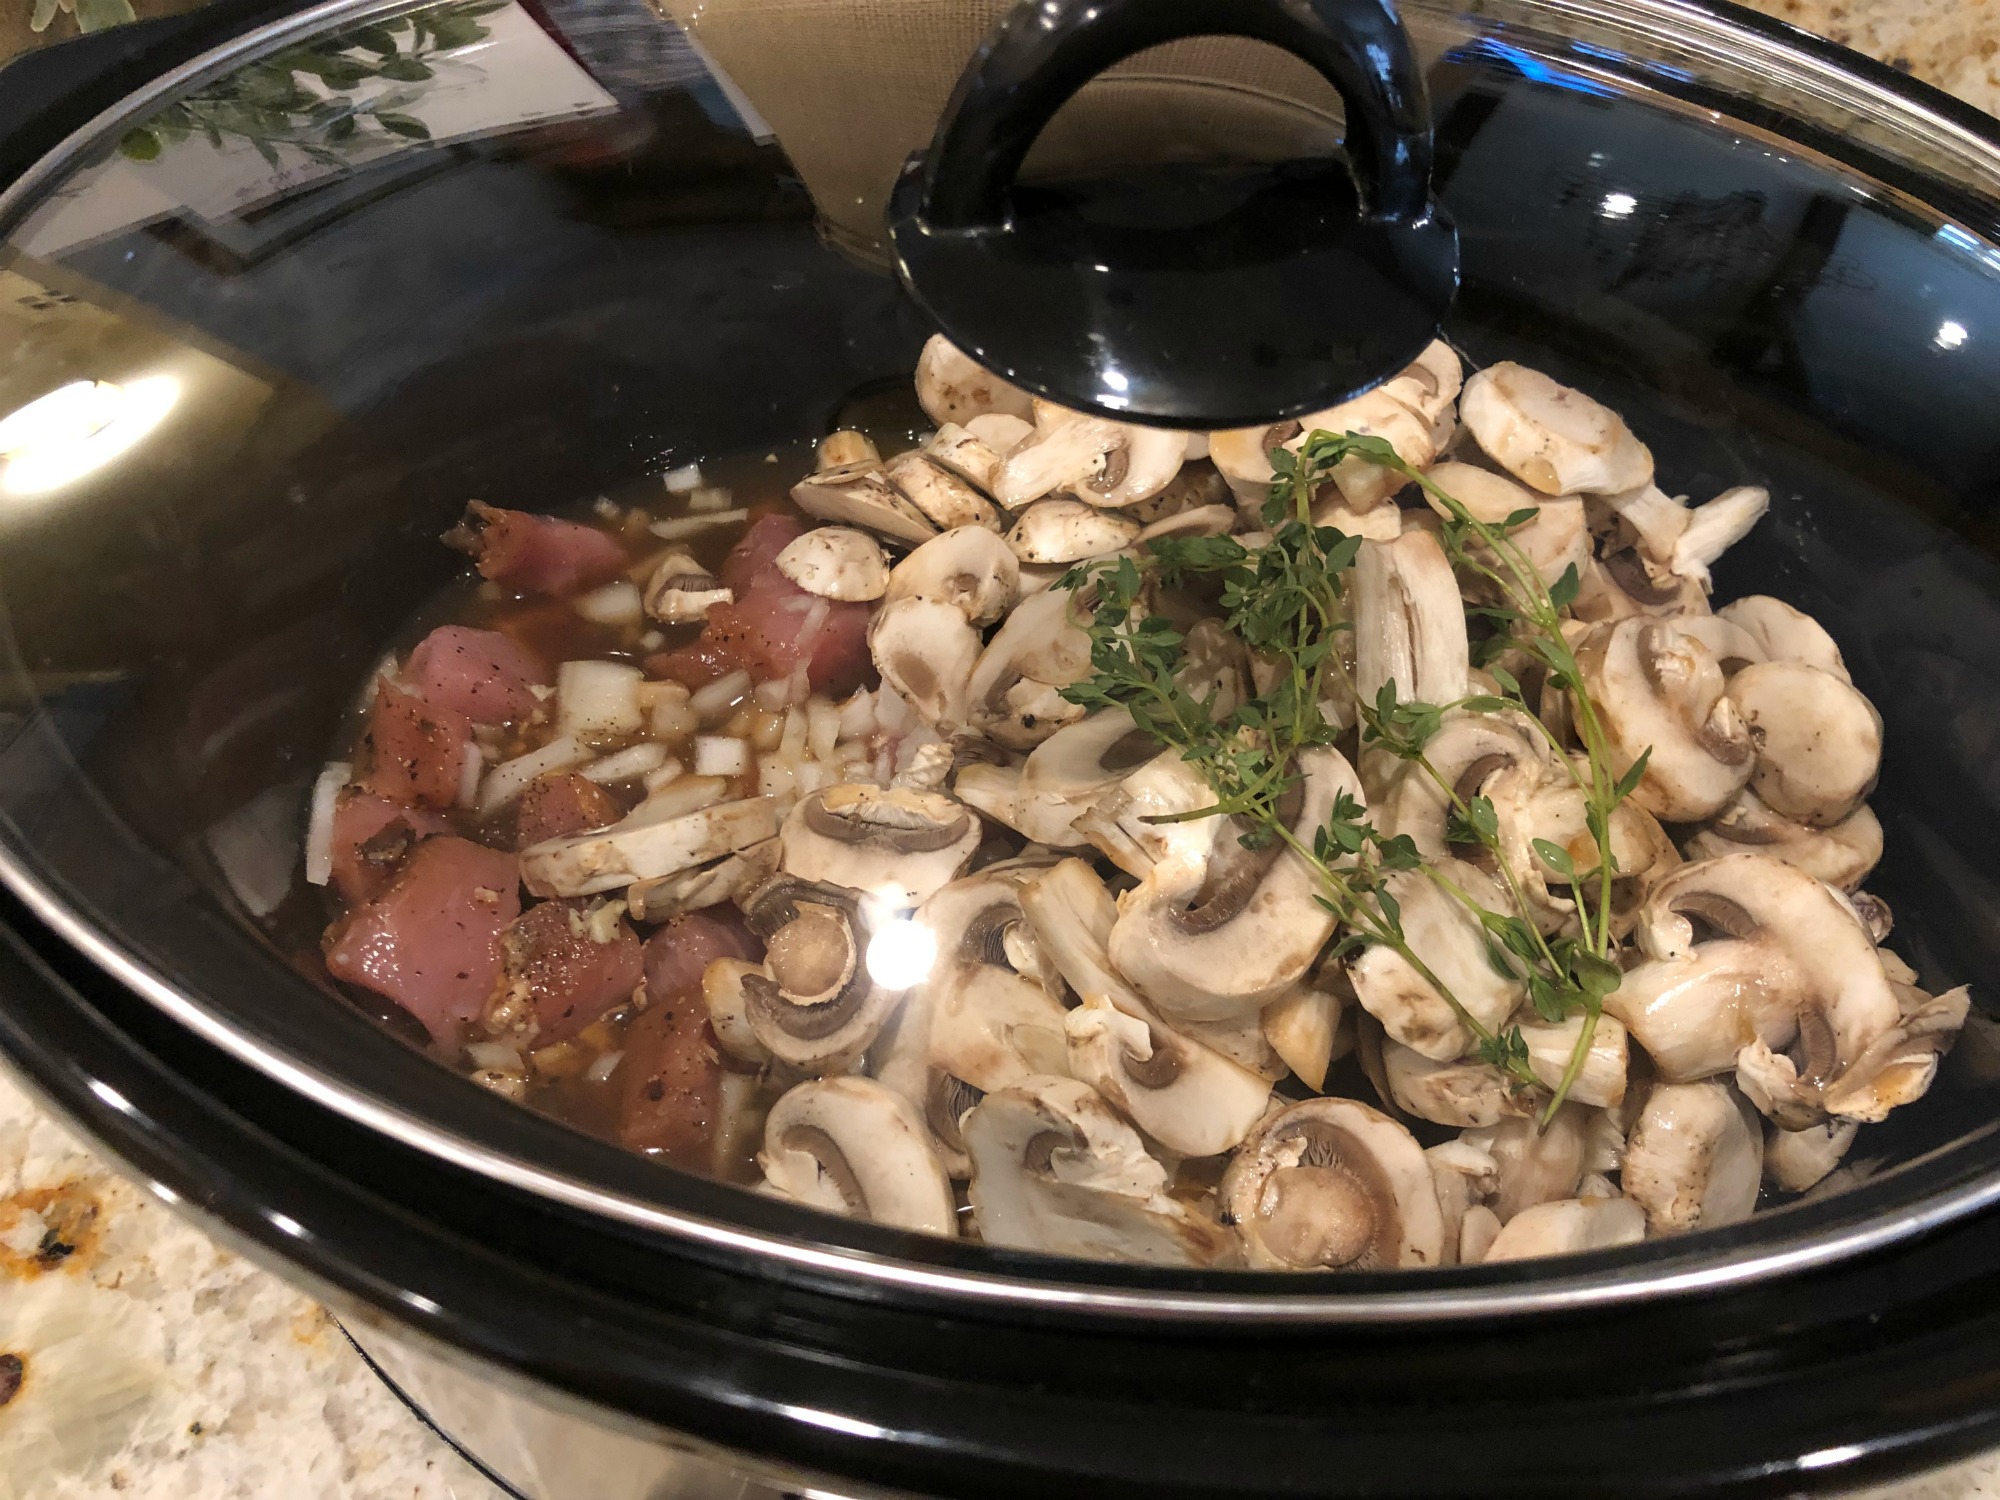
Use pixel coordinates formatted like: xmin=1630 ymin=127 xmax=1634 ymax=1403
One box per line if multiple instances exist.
xmin=2 ymin=0 xmax=2000 ymax=1495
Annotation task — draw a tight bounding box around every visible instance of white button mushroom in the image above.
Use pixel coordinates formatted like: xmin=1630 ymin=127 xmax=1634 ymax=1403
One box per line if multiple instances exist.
xmin=775 ymin=526 xmax=890 ymax=601
xmin=1716 ymin=595 xmax=1851 ymax=681
xmin=1352 ymin=530 xmax=1470 ymax=711
xmin=1220 ymin=1097 xmax=1445 ymax=1270
xmin=519 ymin=797 xmax=779 ymax=898
xmin=993 ymin=401 xmax=1185 ymax=511
xmin=1007 ymin=710 xmax=1159 ymax=848
xmin=758 ymin=1076 xmax=957 ymax=1236
xmin=1515 ymin=1013 xmax=1631 ymax=1110
xmin=1622 ymin=1080 xmax=1763 ymax=1234
xmin=923 ymin=422 xmax=1008 ymax=494
xmin=1481 ymin=1197 xmax=1646 ymax=1261
xmin=816 ymin=429 xmax=879 ymax=470
xmin=1381 ymin=1038 xmax=1535 ymax=1128
xmin=643 ymin=552 xmax=732 ymax=624
xmin=791 ymin=460 xmax=939 ymax=546
xmin=964 ymin=587 xmax=1093 ymax=749
xmin=738 ymin=876 xmax=902 ymax=1072
xmin=1460 ymin=361 xmax=1654 ymax=496
xmin=1347 ymin=858 xmax=1525 ymax=1061
xmin=1727 ymin=659 xmax=1882 ymax=827
xmin=1004 ymin=498 xmax=1143 ymax=565
xmin=884 ymin=450 xmax=1003 ymax=532
xmin=779 ymin=783 xmax=981 ymax=911
xmin=868 ymin=596 xmax=983 ymax=730
xmin=883 ymin=525 xmax=1020 ymax=625
xmin=914 ymin=334 xmax=1035 ymax=427
xmin=1459 ymin=1105 xmax=1590 ymax=1222
xmin=1669 ymin=485 xmax=1770 ymax=590
xmin=964 ymin=1077 xmax=1236 ymax=1266
xmin=1261 ymin=980 xmax=1350 ymax=1093
xmin=1764 ymin=1118 xmax=1859 ymax=1194
xmin=912 ymin=874 xmax=1072 ymax=1100
xmin=1681 ymin=785 xmax=1882 ymax=892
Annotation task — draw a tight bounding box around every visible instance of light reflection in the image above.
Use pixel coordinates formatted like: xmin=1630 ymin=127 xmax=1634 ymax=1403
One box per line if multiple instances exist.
xmin=88 ymin=1079 xmax=134 ymax=1115
xmin=0 ymin=375 xmax=181 ymax=497
xmin=267 ymin=1211 xmax=308 ymax=1239
xmin=1935 ymin=319 xmax=1969 ymax=350
xmin=1600 ymin=191 xmax=1638 ymax=219
xmin=864 ymin=913 xmax=937 ymax=990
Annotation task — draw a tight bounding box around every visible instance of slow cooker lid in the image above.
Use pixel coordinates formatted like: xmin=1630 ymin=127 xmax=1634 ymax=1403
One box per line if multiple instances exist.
xmin=0 ymin=0 xmax=1997 ymax=1317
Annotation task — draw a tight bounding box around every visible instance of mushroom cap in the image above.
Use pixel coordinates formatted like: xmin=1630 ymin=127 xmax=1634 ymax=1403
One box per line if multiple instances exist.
xmin=993 ymin=403 xmax=1185 ymax=511
xmin=1607 ymin=852 xmax=1901 ymax=1085
xmin=1681 ymin=788 xmax=1882 ymax=892
xmin=1480 ymin=1196 xmax=1646 ymax=1262
xmin=780 ymin=783 xmax=981 ymax=910
xmin=1574 ymin=616 xmax=1753 ymax=822
xmin=1763 ymin=1118 xmax=1858 ymax=1193
xmin=1004 ymin=498 xmax=1142 ymax=564
xmin=1261 ymin=982 xmax=1349 ymax=1093
xmin=1728 ymin=660 xmax=1882 ymax=827
xmin=1348 ymin=858 xmax=1525 ymax=1060
xmin=759 ymin=1076 xmax=957 ymax=1235
xmin=1070 ymin=750 xmax=1219 ymax=881
xmin=1424 ymin=462 xmax=1589 ymax=589
xmin=1377 ymin=338 xmax=1463 ymax=426
xmin=701 ymin=957 xmax=772 ymax=1065
xmin=791 ymin=461 xmax=940 ymax=546
xmin=1382 ymin=1038 xmax=1535 ymax=1128
xmin=1622 ymin=1081 xmax=1762 ymax=1234
xmin=915 ymin=334 xmax=1035 ymax=427
xmin=740 ymin=876 xmax=900 ymax=1070
xmin=643 ymin=551 xmax=732 ymax=624
xmin=885 ymin=450 xmax=1002 ymax=533
xmin=1516 ymin=1014 xmax=1630 ymax=1110
xmin=964 ymin=1077 xmax=1235 ymax=1266
xmin=1221 ymin=1098 xmax=1445 ymax=1270
xmin=1107 ymin=747 xmax=1356 ymax=1022
xmin=868 ymin=596 xmax=983 ymax=731
xmin=917 ymin=874 xmax=1072 ymax=1095
xmin=1367 ymin=708 xmax=1550 ymax=859
xmin=1670 ymin=485 xmax=1769 ymax=587
xmin=1459 ymin=1105 xmax=1589 ymax=1222
xmin=1298 ymin=386 xmax=1441 ymax=510
xmin=775 ymin=526 xmax=890 ymax=601
xmin=884 ymin=526 xmax=1020 ymax=625
xmin=1352 ymin=530 xmax=1470 ymax=712
xmin=965 ymin=588 xmax=1093 ymax=749
xmin=520 ymin=796 xmax=779 ymax=898
xmin=924 ymin=421 xmax=1008 ymax=495
xmin=1717 ymin=595 xmax=1851 ymax=682
xmin=1010 ymin=710 xmax=1159 ymax=847
xmin=1460 ymin=361 xmax=1654 ymax=496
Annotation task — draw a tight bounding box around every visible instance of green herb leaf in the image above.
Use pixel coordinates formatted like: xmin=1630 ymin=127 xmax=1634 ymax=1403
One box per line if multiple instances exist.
xmin=1613 ymin=747 xmax=1653 ymax=804
xmin=1548 ymin=562 xmax=1581 ymax=611
xmin=1531 ymin=838 xmax=1576 ymax=878
xmin=376 ymin=111 xmax=433 ymax=140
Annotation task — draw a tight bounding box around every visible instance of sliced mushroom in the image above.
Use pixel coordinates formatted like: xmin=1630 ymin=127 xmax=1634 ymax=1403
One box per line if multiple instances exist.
xmin=1459 ymin=1104 xmax=1589 ymax=1221
xmin=1261 ymin=980 xmax=1349 ymax=1092
xmin=1423 ymin=462 xmax=1589 ymax=589
xmin=1817 ymin=983 xmax=1971 ymax=1124
xmin=1428 ymin=1138 xmax=1499 ymax=1263
xmin=964 ymin=1077 xmax=1235 ymax=1266
xmin=868 ymin=596 xmax=983 ymax=731
xmin=521 ymin=797 xmax=779 ymax=898
xmin=1367 ymin=709 xmax=1548 ymax=858
xmin=1671 ymin=614 xmax=1767 ymax=675
xmin=1681 ymin=786 xmax=1881 ymax=891
xmin=1764 ymin=1118 xmax=1859 ymax=1193
xmin=1481 ymin=1197 xmax=1646 ymax=1261
xmin=924 ymin=422 xmax=1008 ymax=494
xmin=915 ymin=334 xmax=1035 ymax=427
xmin=1005 ymin=498 xmax=1142 ymax=564
xmin=1717 ymin=595 xmax=1851 ymax=682
xmin=775 ymin=527 xmax=890 ymax=601
xmin=758 ymin=1077 xmax=956 ymax=1235
xmin=994 ymin=402 xmax=1185 ymax=510
xmin=1382 ymin=1038 xmax=1535 ymax=1127
xmin=1573 ymin=617 xmax=1753 ymax=822
xmin=739 ymin=876 xmax=898 ymax=1071
xmin=1108 ymin=748 xmax=1357 ymax=1022
xmin=1009 ymin=710 xmax=1158 ymax=848
xmin=1608 ymin=853 xmax=1902 ymax=1096
xmin=1593 ymin=480 xmax=1689 ymax=565
xmin=884 ymin=526 xmax=1019 ymax=625
xmin=964 ymin=411 xmax=1036 ymax=460
xmin=1460 ymin=362 xmax=1654 ymax=496
xmin=817 ymin=430 xmax=879 ymax=470
xmin=780 ymin=783 xmax=981 ymax=909
xmin=1071 ymin=750 xmax=1220 ymax=881
xmin=965 ymin=587 xmax=1093 ymax=749
xmin=1377 ymin=339 xmax=1463 ymax=426
xmin=1348 ymin=858 xmax=1525 ymax=1061
xmin=1220 ymin=1098 xmax=1445 ymax=1270
xmin=1020 ymin=859 xmax=1272 ymax=1156
xmin=791 ymin=461 xmax=939 ymax=547
xmin=1728 ymin=660 xmax=1882 ymax=827
xmin=916 ymin=873 xmax=1072 ymax=1096
xmin=1516 ymin=1013 xmax=1630 ymax=1109
xmin=628 ymin=839 xmax=779 ymax=922
xmin=1296 ymin=386 xmax=1446 ymax=511
xmin=1666 ymin=485 xmax=1769 ymax=589
xmin=1622 ymin=1080 xmax=1762 ymax=1233
xmin=884 ymin=450 xmax=1003 ymax=532
xmin=643 ymin=551 xmax=732 ymax=624
xmin=1353 ymin=530 xmax=1469 ymax=710
xmin=701 ymin=957 xmax=770 ymax=1065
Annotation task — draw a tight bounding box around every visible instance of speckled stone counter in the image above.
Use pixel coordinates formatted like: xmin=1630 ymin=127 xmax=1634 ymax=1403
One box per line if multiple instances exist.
xmin=4 ymin=3 xmax=2000 ymax=1499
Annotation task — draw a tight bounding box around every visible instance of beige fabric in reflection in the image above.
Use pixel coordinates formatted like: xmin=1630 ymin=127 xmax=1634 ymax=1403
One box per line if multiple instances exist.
xmin=659 ymin=0 xmax=1351 ymax=260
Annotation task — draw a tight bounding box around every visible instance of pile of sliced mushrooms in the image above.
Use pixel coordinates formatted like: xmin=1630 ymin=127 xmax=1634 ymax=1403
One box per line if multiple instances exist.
xmin=497 ymin=335 xmax=1976 ymax=1270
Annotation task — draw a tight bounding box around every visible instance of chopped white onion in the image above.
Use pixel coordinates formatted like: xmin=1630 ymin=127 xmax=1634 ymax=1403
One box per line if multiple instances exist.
xmin=688 ymin=485 xmax=735 ymax=512
xmin=592 ymin=496 xmax=621 ymax=520
xmin=456 ymin=741 xmax=484 ymax=809
xmin=807 ymin=699 xmax=841 ymax=762
xmin=693 ymin=735 xmax=750 ymax=777
xmin=837 ymin=689 xmax=876 ymax=739
xmin=304 ymin=761 xmax=351 ymax=887
xmin=650 ymin=508 xmax=748 ymax=540
xmin=574 ymin=579 xmax=643 ymax=626
xmin=757 ymin=753 xmax=797 ymax=801
xmin=479 ymin=735 xmax=589 ymax=813
xmin=586 ymin=1049 xmax=625 ymax=1084
xmin=689 ymin=669 xmax=752 ymax=723
xmin=581 ymin=741 xmax=668 ymax=784
xmin=642 ymin=756 xmax=685 ymax=791
xmin=778 ymin=707 xmax=808 ymax=762
xmin=875 ymin=686 xmax=913 ymax=734
xmin=639 ymin=629 xmax=665 ymax=651
xmin=466 ymin=1041 xmax=525 ymax=1074
xmin=627 ymin=774 xmax=728 ymax=824
xmin=753 ymin=676 xmax=792 ymax=711
xmin=557 ymin=660 xmax=643 ymax=742
xmin=662 ymin=463 xmax=704 ymax=493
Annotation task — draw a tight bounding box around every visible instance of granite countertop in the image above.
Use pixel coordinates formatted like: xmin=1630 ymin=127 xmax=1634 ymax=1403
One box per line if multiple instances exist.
xmin=4 ymin=3 xmax=2000 ymax=1499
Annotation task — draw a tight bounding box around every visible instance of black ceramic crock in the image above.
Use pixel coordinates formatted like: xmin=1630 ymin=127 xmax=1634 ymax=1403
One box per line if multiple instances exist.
xmin=2 ymin=1 xmax=2000 ymax=1495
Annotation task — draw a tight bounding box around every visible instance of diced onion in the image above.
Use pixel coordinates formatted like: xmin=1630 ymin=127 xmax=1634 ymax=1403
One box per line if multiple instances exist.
xmin=592 ymin=496 xmax=621 ymax=520
xmin=757 ymin=753 xmax=796 ymax=801
xmin=456 ymin=741 xmax=484 ymax=809
xmin=580 ymin=741 xmax=668 ymax=784
xmin=574 ymin=579 xmax=643 ymax=626
xmin=753 ymin=676 xmax=792 ymax=711
xmin=627 ymin=774 xmax=728 ymax=824
xmin=693 ymin=735 xmax=750 ymax=777
xmin=837 ymin=689 xmax=876 ymax=739
xmin=779 ymin=707 xmax=808 ymax=762
xmin=642 ymin=756 xmax=685 ymax=791
xmin=557 ymin=660 xmax=643 ymax=742
xmin=586 ymin=1049 xmax=625 ymax=1084
xmin=807 ymin=699 xmax=841 ymax=762
xmin=875 ymin=686 xmax=913 ymax=734
xmin=304 ymin=761 xmax=351 ymax=887
xmin=687 ymin=485 xmax=734 ymax=512
xmin=689 ymin=669 xmax=751 ymax=723
xmin=479 ymin=735 xmax=589 ymax=813
xmin=651 ymin=508 xmax=748 ymax=541
xmin=466 ymin=1041 xmax=525 ymax=1074
xmin=662 ymin=463 xmax=704 ymax=492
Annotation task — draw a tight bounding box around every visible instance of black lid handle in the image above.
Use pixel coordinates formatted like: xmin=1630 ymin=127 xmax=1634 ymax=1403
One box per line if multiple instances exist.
xmin=918 ymin=0 xmax=1435 ymax=232
xmin=885 ymin=0 xmax=1459 ymax=428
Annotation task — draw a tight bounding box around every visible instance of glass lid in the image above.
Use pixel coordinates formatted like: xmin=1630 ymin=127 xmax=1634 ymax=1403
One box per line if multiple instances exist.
xmin=0 ymin=0 xmax=1998 ymax=1318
